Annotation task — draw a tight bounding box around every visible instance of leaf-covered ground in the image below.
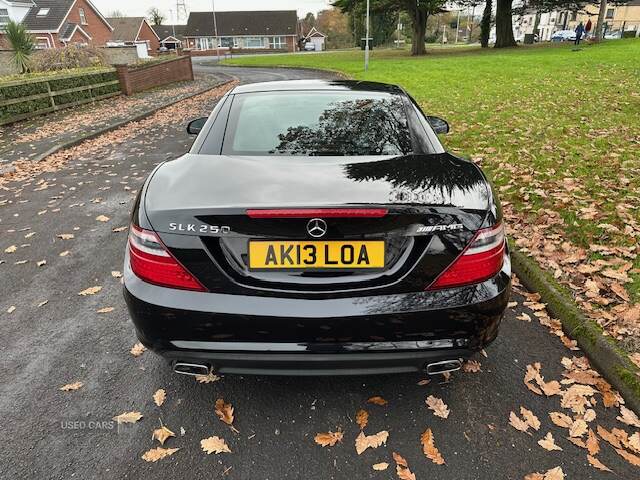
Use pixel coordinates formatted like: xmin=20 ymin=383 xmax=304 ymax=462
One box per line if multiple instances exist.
xmin=226 ymin=40 xmax=640 ymax=351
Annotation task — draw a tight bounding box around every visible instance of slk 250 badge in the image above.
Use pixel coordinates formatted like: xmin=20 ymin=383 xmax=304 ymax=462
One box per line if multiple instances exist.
xmin=169 ymin=223 xmax=231 ymax=234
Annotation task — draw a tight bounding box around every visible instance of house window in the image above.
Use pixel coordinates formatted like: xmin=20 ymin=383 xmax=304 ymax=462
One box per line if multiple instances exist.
xmin=35 ymin=37 xmax=51 ymax=49
xmin=220 ymin=37 xmax=235 ymax=48
xmin=37 ymin=8 xmax=50 ymax=16
xmin=245 ymin=37 xmax=264 ymax=48
xmin=269 ymin=36 xmax=286 ymax=49
xmin=606 ymin=8 xmax=614 ymax=19
xmin=79 ymin=8 xmax=87 ymax=25
xmin=0 ymin=9 xmax=9 ymax=26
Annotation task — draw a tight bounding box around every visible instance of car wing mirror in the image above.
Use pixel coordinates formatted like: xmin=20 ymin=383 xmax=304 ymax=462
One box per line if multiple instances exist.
xmin=187 ymin=117 xmax=207 ymax=135
xmin=427 ymin=116 xmax=450 ymax=134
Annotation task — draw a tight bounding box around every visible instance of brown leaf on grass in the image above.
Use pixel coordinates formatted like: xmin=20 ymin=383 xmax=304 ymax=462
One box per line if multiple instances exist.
xmin=153 ymin=389 xmax=166 ymax=407
xmin=614 ymin=447 xmax=640 ymax=466
xmin=367 ymin=396 xmax=388 ymax=406
xmin=215 ymin=398 xmax=234 ymax=425
xmin=587 ymin=455 xmax=612 ymax=473
xmin=130 ymin=342 xmax=146 ymax=357
xmin=200 ymin=436 xmax=231 ymax=454
xmin=355 ymin=409 xmax=369 ymax=430
xmin=355 ymin=430 xmax=389 ymax=455
xmin=616 ymin=406 xmax=640 ymax=428
xmin=60 ymin=381 xmax=83 ymax=392
xmin=195 ymin=372 xmax=220 ymax=383
xmin=372 ymin=462 xmax=389 ymax=471
xmin=549 ymin=412 xmax=573 ymax=429
xmin=538 ymin=432 xmax=562 ymax=451
xmin=392 ymin=452 xmax=416 ymax=480
xmin=314 ymin=431 xmax=343 ymax=447
xmin=426 ymin=395 xmax=450 ymax=419
xmin=78 ymin=286 xmax=102 ymax=296
xmin=586 ymin=429 xmax=599 ymax=456
xmin=112 ymin=411 xmax=143 ymax=424
xmin=521 ymin=407 xmax=541 ymax=431
xmin=509 ymin=411 xmax=531 ymax=434
xmin=610 ymin=282 xmax=630 ymax=301
xmin=152 ymin=425 xmax=175 ymax=445
xmin=420 ymin=428 xmax=445 ymax=465
xmin=141 ymin=447 xmax=179 ymax=462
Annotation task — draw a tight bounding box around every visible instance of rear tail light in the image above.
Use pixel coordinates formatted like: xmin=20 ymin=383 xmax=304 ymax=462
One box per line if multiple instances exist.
xmin=427 ymin=223 xmax=505 ymax=290
xmin=128 ymin=225 xmax=206 ymax=292
xmin=246 ymin=208 xmax=388 ymax=218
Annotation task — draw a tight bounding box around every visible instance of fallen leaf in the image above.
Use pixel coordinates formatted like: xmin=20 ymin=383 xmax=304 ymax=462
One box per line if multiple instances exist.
xmin=60 ymin=381 xmax=83 ymax=392
xmin=426 ymin=395 xmax=450 ymax=419
xmin=96 ymin=215 xmax=110 ymax=222
xmin=587 ymin=455 xmax=612 ymax=472
xmin=617 ymin=406 xmax=640 ymax=428
xmin=462 ymin=360 xmax=482 ymax=372
xmin=597 ymin=425 xmax=623 ymax=449
xmin=141 ymin=447 xmax=179 ymax=462
xmin=543 ymin=466 xmax=565 ymax=480
xmin=97 ymin=307 xmax=114 ymax=314
xmin=195 ymin=372 xmax=220 ymax=383
xmin=215 ymin=398 xmax=234 ymax=425
xmin=372 ymin=462 xmax=389 ymax=471
xmin=314 ymin=431 xmax=343 ymax=447
xmin=4 ymin=245 xmax=17 ymax=253
xmin=549 ymin=412 xmax=573 ymax=428
xmin=78 ymin=286 xmax=102 ymax=296
xmin=59 ymin=250 xmax=70 ymax=257
xmin=509 ymin=411 xmax=531 ymax=434
xmin=586 ymin=428 xmax=599 ymax=456
xmin=521 ymin=407 xmax=541 ymax=431
xmin=112 ymin=411 xmax=143 ymax=424
xmin=152 ymin=425 xmax=175 ymax=445
xmin=130 ymin=342 xmax=146 ymax=357
xmin=36 ymin=260 xmax=46 ymax=267
xmin=614 ymin=447 xmax=640 ymax=466
xmin=538 ymin=432 xmax=562 ymax=451
xmin=392 ymin=452 xmax=416 ymax=480
xmin=355 ymin=430 xmax=389 ymax=455
xmin=367 ymin=396 xmax=388 ymax=406
xmin=111 ymin=271 xmax=123 ymax=278
xmin=57 ymin=234 xmax=74 ymax=240
xmin=355 ymin=409 xmax=369 ymax=430
xmin=420 ymin=428 xmax=445 ymax=464
xmin=153 ymin=389 xmax=166 ymax=407
xmin=569 ymin=419 xmax=588 ymax=438
xmin=7 ymin=305 xmax=16 ymax=314
xmin=629 ymin=432 xmax=640 ymax=453
xmin=112 ymin=226 xmax=128 ymax=232
xmin=200 ymin=436 xmax=231 ymax=454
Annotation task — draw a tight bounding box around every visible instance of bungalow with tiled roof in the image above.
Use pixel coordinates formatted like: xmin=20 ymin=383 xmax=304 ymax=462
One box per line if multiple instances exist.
xmin=107 ymin=16 xmax=160 ymax=55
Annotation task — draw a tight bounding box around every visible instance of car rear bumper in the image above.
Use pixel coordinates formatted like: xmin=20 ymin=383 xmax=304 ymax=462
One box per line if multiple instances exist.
xmin=123 ymin=258 xmax=511 ymax=375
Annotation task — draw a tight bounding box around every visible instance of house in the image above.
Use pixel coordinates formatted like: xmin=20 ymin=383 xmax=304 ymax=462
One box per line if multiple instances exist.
xmin=107 ymin=16 xmax=160 ymax=55
xmin=152 ymin=24 xmax=186 ymax=50
xmin=184 ymin=10 xmax=298 ymax=53
xmin=302 ymin=26 xmax=326 ymax=51
xmin=0 ymin=0 xmax=113 ymax=49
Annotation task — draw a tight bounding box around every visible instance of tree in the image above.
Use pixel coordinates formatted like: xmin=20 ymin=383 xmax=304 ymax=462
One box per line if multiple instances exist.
xmin=108 ymin=10 xmax=125 ymax=18
xmin=316 ymin=8 xmax=353 ymax=49
xmin=4 ymin=21 xmax=34 ymax=74
xmin=300 ymin=12 xmax=317 ymax=36
xmin=480 ymin=0 xmax=492 ymax=47
xmin=334 ymin=0 xmax=447 ymax=55
xmin=593 ymin=0 xmax=607 ymax=41
xmin=346 ymin=2 xmax=397 ymax=48
xmin=148 ymin=7 xmax=165 ymax=26
xmin=494 ymin=0 xmax=516 ymax=47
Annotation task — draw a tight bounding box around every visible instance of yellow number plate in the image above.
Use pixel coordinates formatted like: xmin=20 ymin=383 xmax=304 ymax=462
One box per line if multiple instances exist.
xmin=248 ymin=241 xmax=385 ymax=269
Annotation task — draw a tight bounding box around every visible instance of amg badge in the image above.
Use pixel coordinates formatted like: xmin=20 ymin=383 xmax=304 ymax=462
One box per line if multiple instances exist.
xmin=417 ymin=224 xmax=464 ymax=233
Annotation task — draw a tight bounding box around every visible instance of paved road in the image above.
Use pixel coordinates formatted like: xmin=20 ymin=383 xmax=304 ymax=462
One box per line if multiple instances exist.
xmin=1 ymin=66 xmax=637 ymax=479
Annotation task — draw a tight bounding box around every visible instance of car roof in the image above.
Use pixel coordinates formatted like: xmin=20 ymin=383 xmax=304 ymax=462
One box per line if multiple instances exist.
xmin=230 ymin=79 xmax=405 ymax=95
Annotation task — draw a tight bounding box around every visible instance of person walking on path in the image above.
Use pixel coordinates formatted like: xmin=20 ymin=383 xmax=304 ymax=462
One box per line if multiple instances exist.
xmin=575 ymin=22 xmax=585 ymax=45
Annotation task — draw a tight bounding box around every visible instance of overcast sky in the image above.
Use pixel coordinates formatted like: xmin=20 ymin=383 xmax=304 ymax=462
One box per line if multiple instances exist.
xmin=93 ymin=0 xmax=333 ymax=23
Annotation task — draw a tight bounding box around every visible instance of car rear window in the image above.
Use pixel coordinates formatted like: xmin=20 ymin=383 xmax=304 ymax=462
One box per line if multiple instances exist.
xmin=221 ymin=91 xmax=413 ymax=156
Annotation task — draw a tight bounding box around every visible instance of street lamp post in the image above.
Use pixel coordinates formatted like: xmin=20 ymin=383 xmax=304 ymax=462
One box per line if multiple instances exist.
xmin=364 ymin=0 xmax=370 ymax=71
xmin=211 ymin=0 xmax=221 ymax=60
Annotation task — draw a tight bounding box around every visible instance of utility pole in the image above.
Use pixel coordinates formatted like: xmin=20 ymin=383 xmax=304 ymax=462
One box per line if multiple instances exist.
xmin=364 ymin=0 xmax=370 ymax=71
xmin=211 ymin=0 xmax=221 ymax=60
xmin=455 ymin=9 xmax=460 ymax=44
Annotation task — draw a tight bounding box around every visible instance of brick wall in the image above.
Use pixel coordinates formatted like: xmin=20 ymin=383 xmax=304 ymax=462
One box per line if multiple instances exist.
xmin=137 ymin=21 xmax=161 ymax=55
xmin=63 ymin=0 xmax=113 ymax=46
xmin=115 ymin=56 xmax=194 ymax=95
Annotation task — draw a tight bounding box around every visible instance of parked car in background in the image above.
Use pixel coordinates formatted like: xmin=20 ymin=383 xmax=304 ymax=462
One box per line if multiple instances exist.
xmin=551 ymin=30 xmax=577 ymax=42
xmin=304 ymin=42 xmax=316 ymax=51
xmin=604 ymin=30 xmax=622 ymax=39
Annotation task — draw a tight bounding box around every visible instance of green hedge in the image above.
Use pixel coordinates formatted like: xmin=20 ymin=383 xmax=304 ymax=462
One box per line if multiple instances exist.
xmin=0 ymin=69 xmax=119 ymax=123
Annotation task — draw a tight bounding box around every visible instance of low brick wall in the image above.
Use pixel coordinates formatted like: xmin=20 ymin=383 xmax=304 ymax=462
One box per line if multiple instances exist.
xmin=115 ymin=56 xmax=194 ymax=96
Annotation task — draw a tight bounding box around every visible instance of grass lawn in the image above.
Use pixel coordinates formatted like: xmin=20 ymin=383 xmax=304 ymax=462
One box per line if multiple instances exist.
xmin=226 ymin=40 xmax=640 ymax=345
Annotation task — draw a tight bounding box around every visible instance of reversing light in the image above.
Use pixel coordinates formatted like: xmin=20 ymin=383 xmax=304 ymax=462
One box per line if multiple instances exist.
xmin=427 ymin=223 xmax=505 ymax=290
xmin=128 ymin=225 xmax=206 ymax=292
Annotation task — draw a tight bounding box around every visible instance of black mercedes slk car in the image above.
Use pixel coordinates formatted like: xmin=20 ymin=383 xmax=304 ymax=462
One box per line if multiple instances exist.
xmin=123 ymin=79 xmax=511 ymax=377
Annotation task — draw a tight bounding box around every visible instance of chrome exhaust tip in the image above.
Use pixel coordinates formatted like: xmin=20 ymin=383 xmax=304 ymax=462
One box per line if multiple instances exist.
xmin=425 ymin=359 xmax=462 ymax=376
xmin=174 ymin=362 xmax=211 ymax=377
